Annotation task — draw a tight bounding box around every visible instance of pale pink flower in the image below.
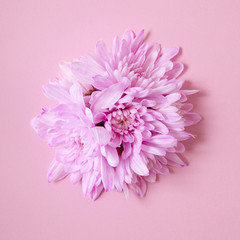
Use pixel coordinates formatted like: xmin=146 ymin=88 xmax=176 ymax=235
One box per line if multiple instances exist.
xmin=31 ymin=30 xmax=201 ymax=199
xmin=31 ymin=81 xmax=111 ymax=199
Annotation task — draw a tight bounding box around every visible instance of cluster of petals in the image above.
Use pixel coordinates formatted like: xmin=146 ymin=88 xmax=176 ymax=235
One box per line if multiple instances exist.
xmin=31 ymin=30 xmax=201 ymax=200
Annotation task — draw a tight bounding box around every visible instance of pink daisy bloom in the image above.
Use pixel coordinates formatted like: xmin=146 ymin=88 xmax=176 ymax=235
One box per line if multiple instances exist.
xmin=31 ymin=30 xmax=201 ymax=200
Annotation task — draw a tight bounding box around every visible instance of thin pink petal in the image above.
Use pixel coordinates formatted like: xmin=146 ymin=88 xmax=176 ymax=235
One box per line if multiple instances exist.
xmin=42 ymin=83 xmax=71 ymax=103
xmin=184 ymin=113 xmax=202 ymax=126
xmin=166 ymin=62 xmax=184 ymax=79
xmin=166 ymin=153 xmax=186 ymax=167
xmin=69 ymin=83 xmax=85 ymax=106
xmin=130 ymin=153 xmax=149 ymax=176
xmin=147 ymin=135 xmax=177 ymax=148
xmin=160 ymin=46 xmax=179 ymax=61
xmin=105 ymin=145 xmax=119 ymax=167
xmin=47 ymin=161 xmax=67 ymax=183
xmin=130 ymin=176 xmax=147 ymax=197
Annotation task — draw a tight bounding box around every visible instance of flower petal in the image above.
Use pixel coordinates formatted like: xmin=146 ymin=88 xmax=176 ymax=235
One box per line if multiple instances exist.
xmin=90 ymin=78 xmax=129 ymax=114
xmin=184 ymin=113 xmax=202 ymax=126
xmin=69 ymin=83 xmax=85 ymax=106
xmin=96 ymin=40 xmax=110 ymax=64
xmin=92 ymin=75 xmax=116 ymax=90
xmin=166 ymin=153 xmax=186 ymax=167
xmin=47 ymin=161 xmax=67 ymax=183
xmin=71 ymin=55 xmax=104 ymax=91
xmin=82 ymin=171 xmax=97 ymax=196
xmin=147 ymin=135 xmax=177 ymax=148
xmin=143 ymin=43 xmax=160 ymax=70
xmin=166 ymin=62 xmax=184 ymax=79
xmin=42 ymin=83 xmax=71 ymax=103
xmin=101 ymin=157 xmax=114 ymax=191
xmin=59 ymin=62 xmax=74 ymax=82
xmin=91 ymin=127 xmax=110 ymax=145
xmin=70 ymin=171 xmax=81 ymax=184
xmin=166 ymin=92 xmax=181 ymax=105
xmin=170 ymin=131 xmax=192 ymax=141
xmin=141 ymin=144 xmax=166 ymax=156
xmin=152 ymin=121 xmax=169 ymax=134
xmin=160 ymin=46 xmax=179 ymax=61
xmin=105 ymin=145 xmax=119 ymax=167
xmin=90 ymin=184 xmax=104 ymax=200
xmin=130 ymin=153 xmax=149 ymax=176
xmin=131 ymin=29 xmax=144 ymax=53
xmin=130 ymin=176 xmax=147 ymax=197
xmin=122 ymin=142 xmax=132 ymax=159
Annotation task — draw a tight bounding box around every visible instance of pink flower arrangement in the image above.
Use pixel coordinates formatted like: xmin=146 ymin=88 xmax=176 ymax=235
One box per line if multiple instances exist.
xmin=31 ymin=30 xmax=201 ymax=200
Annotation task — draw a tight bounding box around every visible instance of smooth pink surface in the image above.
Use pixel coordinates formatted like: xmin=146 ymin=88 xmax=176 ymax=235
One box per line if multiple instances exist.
xmin=1 ymin=0 xmax=240 ymax=239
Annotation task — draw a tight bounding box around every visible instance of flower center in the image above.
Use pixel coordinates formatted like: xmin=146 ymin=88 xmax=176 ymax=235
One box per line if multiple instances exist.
xmin=68 ymin=134 xmax=84 ymax=150
xmin=107 ymin=107 xmax=142 ymax=136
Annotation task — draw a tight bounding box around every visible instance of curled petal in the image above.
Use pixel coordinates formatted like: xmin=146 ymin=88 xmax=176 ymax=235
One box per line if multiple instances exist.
xmin=90 ymin=78 xmax=130 ymax=114
xmin=166 ymin=62 xmax=184 ymax=79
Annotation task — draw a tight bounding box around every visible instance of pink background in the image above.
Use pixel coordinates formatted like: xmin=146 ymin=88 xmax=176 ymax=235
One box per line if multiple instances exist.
xmin=1 ymin=0 xmax=240 ymax=239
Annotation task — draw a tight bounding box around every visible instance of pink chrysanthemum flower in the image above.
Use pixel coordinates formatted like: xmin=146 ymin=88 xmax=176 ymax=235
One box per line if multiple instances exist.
xmin=31 ymin=30 xmax=201 ymax=200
